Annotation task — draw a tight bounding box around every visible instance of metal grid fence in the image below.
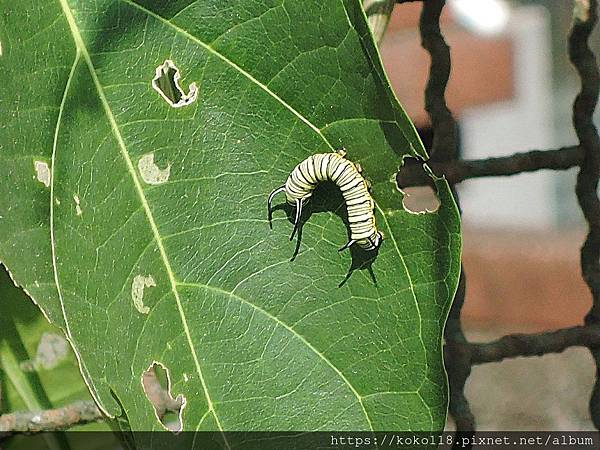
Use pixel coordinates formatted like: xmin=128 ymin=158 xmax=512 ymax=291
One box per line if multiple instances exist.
xmin=399 ymin=0 xmax=600 ymax=439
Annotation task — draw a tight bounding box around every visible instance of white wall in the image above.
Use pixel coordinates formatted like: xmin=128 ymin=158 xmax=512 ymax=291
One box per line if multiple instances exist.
xmin=458 ymin=6 xmax=557 ymax=229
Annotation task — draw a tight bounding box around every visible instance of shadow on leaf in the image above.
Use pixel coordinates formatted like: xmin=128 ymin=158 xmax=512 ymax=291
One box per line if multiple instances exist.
xmin=269 ymin=182 xmax=379 ymax=287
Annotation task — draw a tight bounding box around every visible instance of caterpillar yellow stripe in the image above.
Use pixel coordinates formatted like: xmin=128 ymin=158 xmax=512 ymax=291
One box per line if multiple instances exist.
xmin=268 ymin=150 xmax=383 ymax=251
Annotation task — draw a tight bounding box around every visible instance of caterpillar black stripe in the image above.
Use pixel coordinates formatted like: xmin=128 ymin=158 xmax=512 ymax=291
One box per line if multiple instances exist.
xmin=268 ymin=150 xmax=383 ymax=251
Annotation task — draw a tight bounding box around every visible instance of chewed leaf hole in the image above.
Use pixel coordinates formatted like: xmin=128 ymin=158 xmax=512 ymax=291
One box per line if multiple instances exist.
xmin=152 ymin=59 xmax=198 ymax=108
xmin=396 ymin=157 xmax=440 ymax=214
xmin=142 ymin=362 xmax=186 ymax=432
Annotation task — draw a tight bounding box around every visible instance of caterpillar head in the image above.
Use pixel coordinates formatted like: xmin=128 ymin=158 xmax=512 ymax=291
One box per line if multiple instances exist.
xmin=357 ymin=231 xmax=384 ymax=251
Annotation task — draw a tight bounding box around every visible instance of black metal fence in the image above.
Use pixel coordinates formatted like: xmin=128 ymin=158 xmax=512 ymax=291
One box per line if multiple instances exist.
xmin=403 ymin=0 xmax=600 ymax=436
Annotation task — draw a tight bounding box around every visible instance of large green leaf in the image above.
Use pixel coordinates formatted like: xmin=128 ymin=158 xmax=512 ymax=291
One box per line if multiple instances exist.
xmin=0 ymin=0 xmax=461 ymax=433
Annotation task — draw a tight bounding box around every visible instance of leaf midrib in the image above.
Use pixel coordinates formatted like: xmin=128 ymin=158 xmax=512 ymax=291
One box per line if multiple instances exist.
xmin=177 ymin=281 xmax=379 ymax=429
xmin=56 ymin=0 xmax=225 ymax=435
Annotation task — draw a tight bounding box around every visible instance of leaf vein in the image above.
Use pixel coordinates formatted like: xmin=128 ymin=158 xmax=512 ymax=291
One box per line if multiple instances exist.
xmin=56 ymin=0 xmax=228 ymax=440
xmin=176 ymin=281 xmax=375 ymax=431
xmin=120 ymin=0 xmax=331 ymax=147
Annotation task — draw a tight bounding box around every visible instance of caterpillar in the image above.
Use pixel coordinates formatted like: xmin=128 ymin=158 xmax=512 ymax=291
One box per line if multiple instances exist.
xmin=268 ymin=149 xmax=383 ymax=251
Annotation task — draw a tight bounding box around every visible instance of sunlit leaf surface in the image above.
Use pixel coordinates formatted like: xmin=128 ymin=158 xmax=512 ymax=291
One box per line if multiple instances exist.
xmin=0 ymin=0 xmax=461 ymax=432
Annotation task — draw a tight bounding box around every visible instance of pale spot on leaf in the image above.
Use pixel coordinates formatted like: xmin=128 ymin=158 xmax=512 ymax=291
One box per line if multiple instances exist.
xmin=138 ymin=153 xmax=170 ymax=185
xmin=131 ymin=274 xmax=155 ymax=314
xmin=34 ymin=160 xmax=50 ymax=188
xmin=73 ymin=194 xmax=83 ymax=216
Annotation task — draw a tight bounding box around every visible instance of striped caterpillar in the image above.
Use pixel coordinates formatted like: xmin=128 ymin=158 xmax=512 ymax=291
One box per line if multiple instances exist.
xmin=268 ymin=150 xmax=383 ymax=251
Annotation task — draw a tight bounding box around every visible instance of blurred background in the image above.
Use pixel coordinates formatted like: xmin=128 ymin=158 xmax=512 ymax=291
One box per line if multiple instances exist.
xmin=381 ymin=0 xmax=600 ymax=430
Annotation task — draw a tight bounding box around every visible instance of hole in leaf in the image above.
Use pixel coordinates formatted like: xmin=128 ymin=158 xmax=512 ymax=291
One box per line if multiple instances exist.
xmin=396 ymin=157 xmax=440 ymax=213
xmin=142 ymin=362 xmax=186 ymax=432
xmin=152 ymin=59 xmax=198 ymax=108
